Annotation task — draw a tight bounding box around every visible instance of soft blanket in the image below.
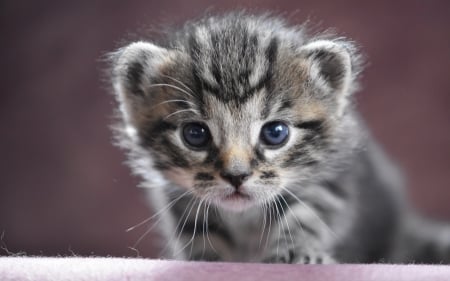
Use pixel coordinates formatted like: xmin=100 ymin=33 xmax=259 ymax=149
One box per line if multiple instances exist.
xmin=1 ymin=257 xmax=449 ymax=281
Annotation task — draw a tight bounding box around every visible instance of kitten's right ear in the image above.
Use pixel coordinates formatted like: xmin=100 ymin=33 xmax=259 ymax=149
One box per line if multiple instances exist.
xmin=112 ymin=41 xmax=170 ymax=98
xmin=110 ymin=41 xmax=173 ymax=126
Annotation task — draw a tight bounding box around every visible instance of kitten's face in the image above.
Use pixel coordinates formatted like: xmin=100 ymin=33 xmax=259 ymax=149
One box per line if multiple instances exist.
xmin=155 ymin=88 xmax=328 ymax=211
xmin=112 ymin=19 xmax=357 ymax=211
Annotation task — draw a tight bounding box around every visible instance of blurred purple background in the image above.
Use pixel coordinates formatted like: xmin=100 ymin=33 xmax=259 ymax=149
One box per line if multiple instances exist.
xmin=1 ymin=0 xmax=449 ymax=257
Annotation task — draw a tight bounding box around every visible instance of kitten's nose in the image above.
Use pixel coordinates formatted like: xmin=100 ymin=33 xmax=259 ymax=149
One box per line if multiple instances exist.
xmin=220 ymin=171 xmax=252 ymax=189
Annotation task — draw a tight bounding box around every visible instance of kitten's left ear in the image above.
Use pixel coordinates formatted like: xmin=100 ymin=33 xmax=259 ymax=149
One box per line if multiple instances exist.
xmin=299 ymin=40 xmax=360 ymax=115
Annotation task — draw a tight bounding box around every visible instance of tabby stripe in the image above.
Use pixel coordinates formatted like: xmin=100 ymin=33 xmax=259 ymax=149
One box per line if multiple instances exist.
xmin=188 ymin=34 xmax=207 ymax=97
xmin=260 ymin=170 xmax=277 ymax=179
xmin=254 ymin=146 xmax=266 ymax=162
xmin=263 ymin=37 xmax=278 ymax=91
xmin=159 ymin=136 xmax=190 ymax=167
xmin=141 ymin=119 xmax=177 ymax=147
xmin=195 ymin=172 xmax=215 ymax=181
xmin=265 ymin=37 xmax=278 ymax=68
xmin=203 ymin=145 xmax=220 ymax=166
xmin=295 ymin=120 xmax=324 ymax=132
xmin=126 ymin=61 xmax=145 ymax=96
xmin=210 ymin=32 xmax=223 ymax=87
xmin=281 ymin=148 xmax=318 ymax=168
xmin=201 ymin=80 xmax=220 ymax=95
xmin=277 ymin=99 xmax=293 ymax=112
xmin=252 ymin=38 xmax=279 ymax=110
xmin=321 ymin=181 xmax=347 ymax=199
xmin=269 ymin=200 xmax=320 ymax=237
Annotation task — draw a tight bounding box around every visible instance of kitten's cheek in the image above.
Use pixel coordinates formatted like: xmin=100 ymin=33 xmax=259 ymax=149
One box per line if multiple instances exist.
xmin=161 ymin=168 xmax=194 ymax=190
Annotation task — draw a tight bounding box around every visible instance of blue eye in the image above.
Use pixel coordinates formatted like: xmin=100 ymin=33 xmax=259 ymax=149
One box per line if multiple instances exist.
xmin=261 ymin=121 xmax=289 ymax=147
xmin=182 ymin=123 xmax=210 ymax=149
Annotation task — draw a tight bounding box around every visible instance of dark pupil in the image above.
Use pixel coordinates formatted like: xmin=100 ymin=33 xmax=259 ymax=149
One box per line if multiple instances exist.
xmin=270 ymin=124 xmax=283 ymax=137
xmin=262 ymin=122 xmax=289 ymax=146
xmin=183 ymin=123 xmax=209 ymax=147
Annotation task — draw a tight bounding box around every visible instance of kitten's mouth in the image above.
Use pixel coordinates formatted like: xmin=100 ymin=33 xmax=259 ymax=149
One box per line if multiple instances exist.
xmin=217 ymin=189 xmax=254 ymax=211
xmin=223 ymin=191 xmax=251 ymax=201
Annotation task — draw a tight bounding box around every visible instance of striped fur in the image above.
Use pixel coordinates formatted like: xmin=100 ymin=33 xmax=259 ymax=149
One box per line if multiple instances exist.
xmin=110 ymin=12 xmax=450 ymax=263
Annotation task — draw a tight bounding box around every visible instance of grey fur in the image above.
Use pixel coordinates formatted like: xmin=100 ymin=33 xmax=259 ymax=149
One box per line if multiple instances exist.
xmin=109 ymin=12 xmax=450 ymax=263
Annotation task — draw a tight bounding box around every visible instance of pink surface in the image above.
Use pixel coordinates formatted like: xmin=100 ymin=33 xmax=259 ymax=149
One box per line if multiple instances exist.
xmin=1 ymin=258 xmax=450 ymax=281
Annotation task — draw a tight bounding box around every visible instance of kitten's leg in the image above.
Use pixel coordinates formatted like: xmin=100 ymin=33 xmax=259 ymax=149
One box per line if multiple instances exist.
xmin=172 ymin=201 xmax=234 ymax=261
xmin=390 ymin=215 xmax=450 ymax=263
xmin=182 ymin=232 xmax=234 ymax=261
xmin=262 ymin=199 xmax=336 ymax=264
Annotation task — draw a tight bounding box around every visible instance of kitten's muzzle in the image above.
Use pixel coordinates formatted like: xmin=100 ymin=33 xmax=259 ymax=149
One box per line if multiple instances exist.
xmin=220 ymin=171 xmax=252 ymax=189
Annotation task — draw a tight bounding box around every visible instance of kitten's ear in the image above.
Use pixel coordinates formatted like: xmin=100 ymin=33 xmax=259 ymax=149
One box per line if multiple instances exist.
xmin=112 ymin=41 xmax=170 ymax=98
xmin=299 ymin=40 xmax=359 ymax=113
xmin=110 ymin=41 xmax=173 ymax=126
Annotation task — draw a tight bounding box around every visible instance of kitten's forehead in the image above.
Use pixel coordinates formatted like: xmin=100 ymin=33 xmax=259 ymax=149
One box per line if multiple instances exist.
xmin=204 ymin=92 xmax=266 ymax=146
xmin=188 ymin=20 xmax=278 ymax=103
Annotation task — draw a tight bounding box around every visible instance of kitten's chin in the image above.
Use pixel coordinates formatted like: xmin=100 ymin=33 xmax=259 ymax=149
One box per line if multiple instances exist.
xmin=217 ymin=191 xmax=255 ymax=212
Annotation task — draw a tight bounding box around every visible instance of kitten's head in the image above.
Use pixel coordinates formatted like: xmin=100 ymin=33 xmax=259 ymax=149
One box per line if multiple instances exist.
xmin=111 ymin=15 xmax=362 ymax=211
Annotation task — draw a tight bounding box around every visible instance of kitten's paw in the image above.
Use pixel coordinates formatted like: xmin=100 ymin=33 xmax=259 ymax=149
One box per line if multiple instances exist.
xmin=262 ymin=251 xmax=292 ymax=264
xmin=263 ymin=247 xmax=335 ymax=264
xmin=294 ymin=252 xmax=336 ymax=264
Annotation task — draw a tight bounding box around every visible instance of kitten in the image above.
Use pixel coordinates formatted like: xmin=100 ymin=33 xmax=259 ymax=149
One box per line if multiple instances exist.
xmin=109 ymin=12 xmax=450 ymax=263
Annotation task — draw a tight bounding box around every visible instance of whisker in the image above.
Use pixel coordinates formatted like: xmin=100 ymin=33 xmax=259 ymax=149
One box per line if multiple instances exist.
xmin=202 ymin=199 xmax=207 ymax=258
xmin=258 ymin=200 xmax=268 ymax=249
xmin=130 ymin=191 xmax=193 ymax=251
xmin=132 ymin=215 xmax=164 ymax=249
xmin=282 ymin=188 xmax=337 ymax=239
xmin=176 ymin=198 xmax=203 ymax=259
xmin=160 ymin=74 xmax=195 ymax=94
xmin=150 ymin=99 xmax=196 ymax=110
xmin=275 ymin=196 xmax=295 ymax=250
xmin=159 ymin=195 xmax=196 ymax=258
xmin=171 ymin=197 xmax=198 ymax=258
xmin=172 ymin=197 xmax=203 ymax=259
xmin=278 ymin=194 xmax=306 ymax=238
xmin=264 ymin=201 xmax=274 ymax=251
xmin=272 ymin=198 xmax=282 ymax=258
xmin=189 ymin=198 xmax=205 ymax=259
xmin=147 ymin=83 xmax=194 ymax=99
xmin=205 ymin=199 xmax=218 ymax=255
xmin=163 ymin=108 xmax=199 ymax=120
xmin=126 ymin=190 xmax=191 ymax=232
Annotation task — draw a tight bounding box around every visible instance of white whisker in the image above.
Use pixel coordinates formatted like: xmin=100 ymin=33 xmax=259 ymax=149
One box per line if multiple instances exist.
xmin=147 ymin=83 xmax=194 ymax=99
xmin=162 ymin=196 xmax=197 ymax=258
xmin=205 ymin=199 xmax=218 ymax=255
xmin=126 ymin=190 xmax=191 ymax=232
xmin=161 ymin=74 xmax=195 ymax=94
xmin=150 ymin=99 xmax=196 ymax=110
xmin=130 ymin=191 xmax=193 ymax=250
xmin=172 ymin=198 xmax=202 ymax=258
xmin=202 ymin=199 xmax=207 ymax=258
xmin=259 ymin=200 xmax=268 ymax=249
xmin=275 ymin=196 xmax=295 ymax=250
xmin=278 ymin=194 xmax=306 ymax=238
xmin=264 ymin=202 xmax=273 ymax=251
xmin=163 ymin=109 xmax=199 ymax=120
xmin=282 ymin=188 xmax=337 ymax=239
xmin=188 ymin=199 xmax=205 ymax=258
xmin=273 ymin=199 xmax=282 ymax=258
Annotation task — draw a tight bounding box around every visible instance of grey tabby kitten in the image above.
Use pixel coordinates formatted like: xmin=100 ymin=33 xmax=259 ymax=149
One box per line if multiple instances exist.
xmin=110 ymin=13 xmax=450 ymax=263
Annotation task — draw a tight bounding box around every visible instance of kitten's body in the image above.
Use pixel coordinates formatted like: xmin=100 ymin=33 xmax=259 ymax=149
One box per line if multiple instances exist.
xmin=110 ymin=13 xmax=450 ymax=263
